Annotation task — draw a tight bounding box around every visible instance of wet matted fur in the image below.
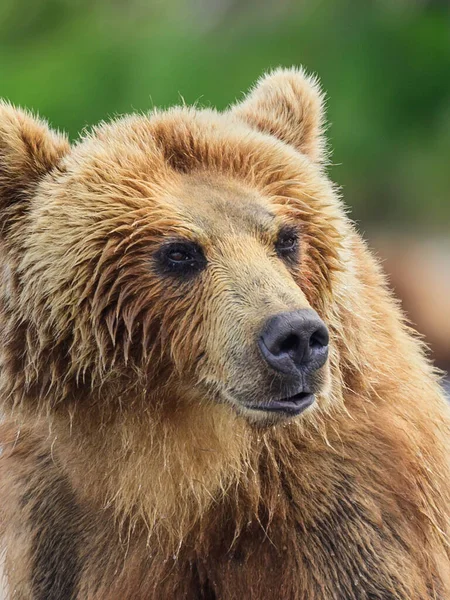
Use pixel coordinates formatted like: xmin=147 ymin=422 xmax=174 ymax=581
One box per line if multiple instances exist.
xmin=0 ymin=68 xmax=449 ymax=599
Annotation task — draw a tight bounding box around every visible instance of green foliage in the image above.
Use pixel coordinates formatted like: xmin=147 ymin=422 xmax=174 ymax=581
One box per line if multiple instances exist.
xmin=1 ymin=0 xmax=448 ymax=229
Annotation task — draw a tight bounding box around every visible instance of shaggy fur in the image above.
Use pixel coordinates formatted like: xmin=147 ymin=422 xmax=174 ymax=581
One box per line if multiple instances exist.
xmin=0 ymin=68 xmax=449 ymax=599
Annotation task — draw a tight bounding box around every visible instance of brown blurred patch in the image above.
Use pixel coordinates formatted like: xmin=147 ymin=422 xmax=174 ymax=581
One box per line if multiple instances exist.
xmin=372 ymin=235 xmax=450 ymax=372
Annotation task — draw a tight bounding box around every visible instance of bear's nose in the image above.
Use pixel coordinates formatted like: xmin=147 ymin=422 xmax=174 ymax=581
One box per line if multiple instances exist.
xmin=258 ymin=309 xmax=329 ymax=375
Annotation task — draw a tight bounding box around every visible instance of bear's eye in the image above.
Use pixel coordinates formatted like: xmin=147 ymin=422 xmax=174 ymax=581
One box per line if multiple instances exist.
xmin=275 ymin=226 xmax=300 ymax=260
xmin=167 ymin=249 xmax=193 ymax=263
xmin=155 ymin=240 xmax=206 ymax=277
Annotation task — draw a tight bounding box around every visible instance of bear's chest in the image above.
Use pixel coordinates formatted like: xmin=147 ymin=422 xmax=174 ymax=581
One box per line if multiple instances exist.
xmin=177 ymin=492 xmax=432 ymax=600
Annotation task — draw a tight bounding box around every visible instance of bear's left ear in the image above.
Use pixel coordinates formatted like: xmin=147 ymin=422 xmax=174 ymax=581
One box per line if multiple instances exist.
xmin=230 ymin=67 xmax=327 ymax=164
xmin=0 ymin=102 xmax=70 ymax=222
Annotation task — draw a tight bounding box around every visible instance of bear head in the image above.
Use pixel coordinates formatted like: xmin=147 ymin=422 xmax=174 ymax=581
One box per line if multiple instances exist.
xmin=0 ymin=69 xmax=347 ymax=428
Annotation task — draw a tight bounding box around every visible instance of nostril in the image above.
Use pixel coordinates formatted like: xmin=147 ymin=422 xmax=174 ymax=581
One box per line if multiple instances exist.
xmin=309 ymin=334 xmax=321 ymax=350
xmin=309 ymin=325 xmax=329 ymax=351
xmin=279 ymin=333 xmax=300 ymax=354
xmin=309 ymin=331 xmax=326 ymax=350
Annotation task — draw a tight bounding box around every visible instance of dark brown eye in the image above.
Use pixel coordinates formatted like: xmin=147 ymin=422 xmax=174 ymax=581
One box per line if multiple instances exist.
xmin=277 ymin=235 xmax=297 ymax=251
xmin=168 ymin=249 xmax=192 ymax=263
xmin=275 ymin=226 xmax=300 ymax=260
xmin=155 ymin=240 xmax=206 ymax=277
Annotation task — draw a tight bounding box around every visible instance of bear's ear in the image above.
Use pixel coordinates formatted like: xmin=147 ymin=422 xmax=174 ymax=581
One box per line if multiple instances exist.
xmin=0 ymin=102 xmax=70 ymax=221
xmin=230 ymin=67 xmax=327 ymax=164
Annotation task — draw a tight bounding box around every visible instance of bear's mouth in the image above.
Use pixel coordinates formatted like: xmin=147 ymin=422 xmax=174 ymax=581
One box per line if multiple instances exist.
xmin=246 ymin=391 xmax=315 ymax=416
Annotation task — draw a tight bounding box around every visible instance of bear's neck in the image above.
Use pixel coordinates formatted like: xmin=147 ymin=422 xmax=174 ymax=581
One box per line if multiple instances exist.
xmin=47 ymin=368 xmax=440 ymax=553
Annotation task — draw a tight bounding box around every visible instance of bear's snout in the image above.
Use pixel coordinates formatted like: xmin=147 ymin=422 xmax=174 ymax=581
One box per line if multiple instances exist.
xmin=258 ymin=309 xmax=329 ymax=377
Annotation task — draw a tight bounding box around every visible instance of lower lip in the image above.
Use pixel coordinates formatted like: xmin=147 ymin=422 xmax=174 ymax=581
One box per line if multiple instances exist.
xmin=247 ymin=393 xmax=315 ymax=416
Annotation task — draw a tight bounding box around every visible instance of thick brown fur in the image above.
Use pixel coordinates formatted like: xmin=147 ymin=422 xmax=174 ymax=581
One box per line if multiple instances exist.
xmin=0 ymin=68 xmax=449 ymax=599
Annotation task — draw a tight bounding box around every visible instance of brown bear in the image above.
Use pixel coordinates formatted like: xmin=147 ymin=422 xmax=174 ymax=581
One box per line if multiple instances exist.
xmin=0 ymin=68 xmax=449 ymax=600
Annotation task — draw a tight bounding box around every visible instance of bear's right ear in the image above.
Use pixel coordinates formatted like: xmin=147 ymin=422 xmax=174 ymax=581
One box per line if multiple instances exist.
xmin=230 ymin=67 xmax=327 ymax=164
xmin=0 ymin=102 xmax=70 ymax=226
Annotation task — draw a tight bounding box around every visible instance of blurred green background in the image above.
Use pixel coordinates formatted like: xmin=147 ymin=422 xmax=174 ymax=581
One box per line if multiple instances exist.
xmin=0 ymin=0 xmax=449 ymax=373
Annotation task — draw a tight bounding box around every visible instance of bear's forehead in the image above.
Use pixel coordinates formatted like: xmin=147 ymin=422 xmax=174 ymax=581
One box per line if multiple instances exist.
xmin=163 ymin=174 xmax=279 ymax=238
xmin=61 ymin=108 xmax=331 ymax=240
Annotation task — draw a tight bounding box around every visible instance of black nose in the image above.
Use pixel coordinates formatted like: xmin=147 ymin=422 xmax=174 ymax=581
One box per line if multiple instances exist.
xmin=258 ymin=309 xmax=329 ymax=375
